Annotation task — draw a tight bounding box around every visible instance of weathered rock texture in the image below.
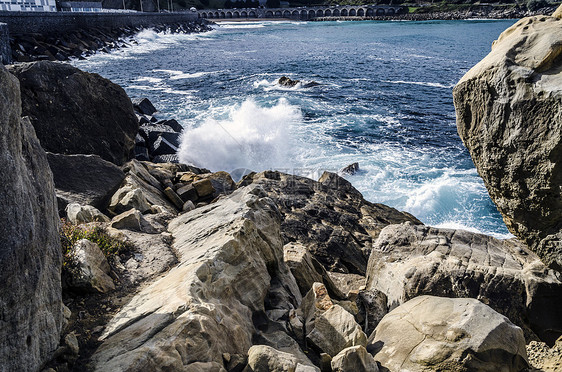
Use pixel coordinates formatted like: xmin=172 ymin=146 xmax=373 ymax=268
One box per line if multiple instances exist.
xmin=369 ymin=296 xmax=528 ymax=372
xmin=241 ymin=171 xmax=421 ymax=275
xmin=8 ymin=61 xmax=138 ymax=165
xmin=365 ymin=222 xmax=562 ymax=344
xmin=0 ymin=64 xmax=62 ymax=371
xmin=92 ymin=186 xmax=306 ymax=371
xmin=453 ymin=10 xmax=562 ymax=270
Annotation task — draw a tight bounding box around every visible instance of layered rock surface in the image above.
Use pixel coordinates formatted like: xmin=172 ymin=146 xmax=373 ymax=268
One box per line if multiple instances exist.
xmin=7 ymin=61 xmax=138 ymax=165
xmin=0 ymin=64 xmax=62 ymax=371
xmin=453 ymin=9 xmax=562 ymax=270
xmin=365 ymin=222 xmax=562 ymax=344
xmin=369 ymin=296 xmax=529 ymax=372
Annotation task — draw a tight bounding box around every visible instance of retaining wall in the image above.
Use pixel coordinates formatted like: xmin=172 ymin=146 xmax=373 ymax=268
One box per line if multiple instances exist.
xmin=0 ymin=23 xmax=10 ymax=64
xmin=0 ymin=11 xmax=199 ymax=35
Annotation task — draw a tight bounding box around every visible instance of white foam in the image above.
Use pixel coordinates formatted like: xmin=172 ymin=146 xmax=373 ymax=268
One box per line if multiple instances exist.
xmin=153 ymin=69 xmax=223 ymax=80
xmin=433 ymin=221 xmax=514 ymax=240
xmin=384 ymin=80 xmax=454 ymax=89
xmin=178 ymin=98 xmax=301 ymax=172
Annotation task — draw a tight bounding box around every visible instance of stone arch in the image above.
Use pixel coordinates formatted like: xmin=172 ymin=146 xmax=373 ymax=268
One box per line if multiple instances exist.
xmin=226 ymin=11 xmax=232 ymax=18
xmin=241 ymin=11 xmax=247 ymax=17
xmin=316 ymin=9 xmax=323 ymax=16
xmin=357 ymin=8 xmax=364 ymax=16
xmin=249 ymin=10 xmax=256 ymax=17
xmin=214 ymin=12 xmax=219 ymax=17
xmin=201 ymin=12 xmax=207 ymax=18
xmin=220 ymin=11 xmax=225 ymax=18
xmin=308 ymin=10 xmax=315 ymax=17
xmin=292 ymin=10 xmax=299 ymax=19
xmin=208 ymin=12 xmax=214 ymax=18
xmin=333 ymin=8 xmax=340 ymax=16
xmin=376 ymin=8 xmax=384 ymax=15
xmin=349 ymin=8 xmax=356 ymax=16
xmin=265 ymin=10 xmax=273 ymax=17
xmin=275 ymin=10 xmax=282 ymax=16
xmin=233 ymin=11 xmax=240 ymax=17
xmin=366 ymin=8 xmax=374 ymax=16
xmin=341 ymin=8 xmax=348 ymax=16
xmin=283 ymin=10 xmax=291 ymax=17
xmin=387 ymin=8 xmax=395 ymax=15
xmin=324 ymin=9 xmax=331 ymax=16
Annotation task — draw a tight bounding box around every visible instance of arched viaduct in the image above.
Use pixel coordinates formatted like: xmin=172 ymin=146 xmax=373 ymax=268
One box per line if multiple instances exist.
xmin=198 ymin=5 xmax=407 ymax=20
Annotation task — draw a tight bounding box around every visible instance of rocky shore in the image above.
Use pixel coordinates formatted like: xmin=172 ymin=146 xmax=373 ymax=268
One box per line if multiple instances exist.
xmin=1 ymin=6 xmax=562 ymax=372
xmin=9 ymin=20 xmax=212 ymax=63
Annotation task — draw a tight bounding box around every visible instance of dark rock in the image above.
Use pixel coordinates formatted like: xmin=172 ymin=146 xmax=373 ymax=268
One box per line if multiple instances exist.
xmin=150 ymin=132 xmax=180 ymax=156
xmin=139 ymin=123 xmax=178 ymax=143
xmin=135 ymin=133 xmax=146 ymax=147
xmin=47 ymin=153 xmax=126 ymax=213
xmin=134 ymin=145 xmax=149 ymax=162
xmin=158 ymin=118 xmax=183 ymax=133
xmin=133 ymin=97 xmax=157 ymax=116
xmin=164 ymin=186 xmax=184 ymax=210
xmin=0 ymin=64 xmax=63 ymax=372
xmin=240 ymin=171 xmax=421 ymax=275
xmin=7 ymin=61 xmax=138 ymax=165
xmin=341 ymin=162 xmax=359 ymax=175
xmin=152 ymin=154 xmax=180 ymax=163
xmin=278 ymin=76 xmax=299 ymax=87
xmin=176 ymin=184 xmax=198 ymax=203
xmin=137 ymin=115 xmax=150 ymax=126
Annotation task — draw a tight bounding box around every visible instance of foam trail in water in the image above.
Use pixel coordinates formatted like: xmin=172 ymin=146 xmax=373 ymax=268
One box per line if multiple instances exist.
xmin=178 ymin=98 xmax=301 ymax=172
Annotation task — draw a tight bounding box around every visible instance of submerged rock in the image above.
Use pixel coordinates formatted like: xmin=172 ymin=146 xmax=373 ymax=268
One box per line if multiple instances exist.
xmin=369 ymin=296 xmax=528 ymax=372
xmin=365 ymin=222 xmax=562 ymax=344
xmin=0 ymin=64 xmax=63 ymax=372
xmin=8 ymin=61 xmax=139 ymax=165
xmin=453 ymin=9 xmax=562 ymax=270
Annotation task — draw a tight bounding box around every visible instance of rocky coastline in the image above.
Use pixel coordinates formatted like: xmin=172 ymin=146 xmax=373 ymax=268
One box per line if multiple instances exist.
xmin=1 ymin=6 xmax=562 ymax=372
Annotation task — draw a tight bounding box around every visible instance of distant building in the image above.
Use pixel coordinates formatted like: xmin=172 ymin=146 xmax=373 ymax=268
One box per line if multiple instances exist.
xmin=0 ymin=0 xmax=57 ymax=11
xmin=59 ymin=1 xmax=102 ymax=11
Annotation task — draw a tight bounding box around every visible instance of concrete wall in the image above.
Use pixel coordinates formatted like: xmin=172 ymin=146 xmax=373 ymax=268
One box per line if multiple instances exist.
xmin=0 ymin=23 xmax=10 ymax=64
xmin=0 ymin=11 xmax=199 ymax=35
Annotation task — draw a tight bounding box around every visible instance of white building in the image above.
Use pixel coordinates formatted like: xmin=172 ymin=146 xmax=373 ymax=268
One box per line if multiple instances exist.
xmin=0 ymin=0 xmax=57 ymax=11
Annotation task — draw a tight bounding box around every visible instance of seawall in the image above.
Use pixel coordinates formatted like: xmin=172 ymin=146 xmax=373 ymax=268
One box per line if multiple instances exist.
xmin=0 ymin=23 xmax=9 ymax=64
xmin=0 ymin=11 xmax=199 ymax=35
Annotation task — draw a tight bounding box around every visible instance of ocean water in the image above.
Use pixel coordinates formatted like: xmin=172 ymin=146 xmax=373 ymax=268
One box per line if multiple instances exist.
xmin=74 ymin=19 xmax=517 ymax=238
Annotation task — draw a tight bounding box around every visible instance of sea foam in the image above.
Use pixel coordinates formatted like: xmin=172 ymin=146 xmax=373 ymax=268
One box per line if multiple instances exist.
xmin=178 ymin=98 xmax=301 ymax=172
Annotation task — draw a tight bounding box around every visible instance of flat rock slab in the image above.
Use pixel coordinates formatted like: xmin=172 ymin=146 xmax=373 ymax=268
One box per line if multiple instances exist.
xmin=366 ymin=222 xmax=562 ymax=344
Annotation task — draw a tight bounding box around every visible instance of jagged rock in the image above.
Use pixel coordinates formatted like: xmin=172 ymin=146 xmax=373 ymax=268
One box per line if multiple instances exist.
xmin=302 ymin=282 xmax=334 ymax=331
xmin=134 ymin=145 xmax=149 ymax=161
xmin=193 ymin=178 xmax=215 ymax=198
xmin=306 ymin=304 xmax=367 ymax=357
xmin=111 ymin=209 xmax=145 ymax=232
xmin=132 ymin=97 xmax=157 ymax=116
xmin=369 ymin=296 xmax=528 ymax=372
xmin=0 ymin=64 xmax=62 ymax=372
xmin=64 ymin=333 xmax=80 ymax=356
xmin=283 ymin=243 xmax=343 ymax=299
xmin=8 ymin=61 xmax=138 ymax=165
xmin=108 ymin=186 xmax=152 ymax=215
xmin=340 ymin=162 xmax=359 ymax=175
xmin=150 ymin=132 xmax=180 ymax=156
xmin=526 ymin=338 xmax=562 ymax=371
xmin=327 ymin=272 xmax=366 ymax=297
xmin=92 ymin=186 xmax=301 ymax=371
xmin=47 ymin=153 xmax=126 ymax=213
xmin=164 ymin=186 xmax=184 ymax=209
xmin=278 ymin=76 xmax=300 ymax=87
xmin=330 ymin=346 xmax=378 ymax=372
xmin=240 ymin=171 xmax=421 ymax=275
xmin=245 ymin=345 xmax=320 ymax=372
xmin=355 ymin=289 xmax=388 ymax=337
xmin=152 ymin=153 xmax=180 ymax=163
xmin=365 ymin=222 xmax=562 ymax=344
xmin=453 ymin=11 xmax=562 ymax=270
xmin=158 ymin=118 xmax=183 ymax=132
xmin=67 ymin=239 xmax=115 ymax=293
xmin=177 ymin=184 xmax=198 ymax=202
xmin=66 ymin=203 xmax=110 ymax=224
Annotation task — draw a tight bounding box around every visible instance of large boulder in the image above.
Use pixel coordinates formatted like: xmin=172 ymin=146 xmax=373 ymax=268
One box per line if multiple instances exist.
xmin=365 ymin=222 xmax=562 ymax=344
xmin=453 ymin=10 xmax=562 ymax=270
xmin=47 ymin=153 xmax=125 ymax=213
xmin=8 ymin=61 xmax=139 ymax=165
xmin=92 ymin=186 xmax=302 ymax=371
xmin=240 ymin=171 xmax=421 ymax=275
xmin=0 ymin=64 xmax=62 ymax=371
xmin=369 ymin=296 xmax=528 ymax=372
xmin=245 ymin=345 xmax=319 ymax=372
xmin=65 ymin=239 xmax=115 ymax=294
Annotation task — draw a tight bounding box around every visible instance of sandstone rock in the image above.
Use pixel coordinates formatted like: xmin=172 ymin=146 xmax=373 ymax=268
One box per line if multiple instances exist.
xmin=64 ymin=332 xmax=80 ymax=356
xmin=245 ymin=345 xmax=319 ymax=372
xmin=0 ymin=64 xmax=62 ymax=372
xmin=331 ymin=346 xmax=378 ymax=372
xmin=526 ymin=339 xmax=562 ymax=371
xmin=8 ymin=61 xmax=138 ymax=165
xmin=92 ymin=186 xmax=301 ymax=371
xmin=366 ymin=222 xmax=562 ymax=344
xmin=193 ymin=178 xmax=215 ymax=198
xmin=241 ymin=171 xmax=421 ymax=275
xmin=369 ymin=296 xmax=528 ymax=372
xmin=66 ymin=203 xmax=110 ymax=224
xmin=302 ymin=282 xmax=334 ymax=331
xmin=111 ymin=209 xmax=144 ymax=232
xmin=67 ymin=239 xmax=114 ymax=293
xmin=183 ymin=200 xmax=195 ymax=212
xmin=108 ymin=186 xmax=152 ymax=215
xmin=327 ymin=272 xmax=366 ymax=297
xmin=47 ymin=153 xmax=125 ymax=213
xmin=164 ymin=186 xmax=184 ymax=209
xmin=453 ymin=13 xmax=562 ymax=270
xmin=306 ymin=304 xmax=367 ymax=357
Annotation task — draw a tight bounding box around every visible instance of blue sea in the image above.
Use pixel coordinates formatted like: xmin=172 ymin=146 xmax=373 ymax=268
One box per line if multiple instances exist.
xmin=74 ymin=19 xmax=516 ymax=238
